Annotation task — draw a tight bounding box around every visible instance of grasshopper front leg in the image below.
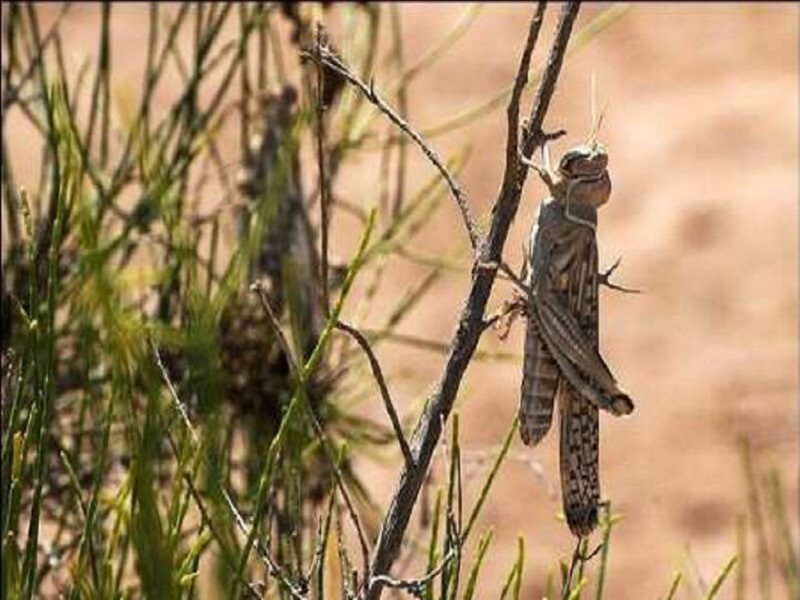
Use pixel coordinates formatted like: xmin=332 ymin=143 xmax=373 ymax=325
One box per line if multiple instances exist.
xmin=598 ymin=256 xmax=641 ymax=294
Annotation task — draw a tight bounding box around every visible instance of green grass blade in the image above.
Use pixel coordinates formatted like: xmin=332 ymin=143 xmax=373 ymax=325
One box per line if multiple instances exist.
xmin=463 ymin=529 xmax=494 ymax=600
xmin=664 ymin=571 xmax=683 ymax=600
xmin=499 ymin=537 xmax=524 ymax=600
xmin=594 ymin=506 xmax=622 ymax=600
xmin=704 ymin=555 xmax=738 ymax=600
xmin=513 ymin=537 xmax=525 ymax=600
xmin=463 ymin=416 xmax=518 ymax=542
xmin=567 ymin=579 xmax=588 ymax=600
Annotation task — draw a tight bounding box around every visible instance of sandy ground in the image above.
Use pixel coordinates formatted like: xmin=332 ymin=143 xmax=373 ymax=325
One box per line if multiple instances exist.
xmin=5 ymin=3 xmax=798 ymax=599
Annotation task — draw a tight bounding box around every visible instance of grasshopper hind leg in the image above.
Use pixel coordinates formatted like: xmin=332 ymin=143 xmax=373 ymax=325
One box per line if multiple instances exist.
xmin=519 ymin=317 xmax=560 ymax=446
xmin=559 ymin=383 xmax=601 ymax=537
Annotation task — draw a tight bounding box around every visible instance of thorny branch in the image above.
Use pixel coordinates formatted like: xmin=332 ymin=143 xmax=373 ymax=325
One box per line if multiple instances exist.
xmin=355 ymin=3 xmax=582 ymax=598
xmin=300 ymin=43 xmax=481 ymax=251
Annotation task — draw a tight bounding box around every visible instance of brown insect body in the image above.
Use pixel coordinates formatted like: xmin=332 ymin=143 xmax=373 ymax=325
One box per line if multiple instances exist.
xmin=520 ymin=144 xmax=633 ymax=537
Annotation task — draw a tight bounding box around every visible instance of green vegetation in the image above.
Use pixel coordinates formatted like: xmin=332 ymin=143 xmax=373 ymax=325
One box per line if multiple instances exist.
xmin=0 ymin=4 xmax=795 ymax=599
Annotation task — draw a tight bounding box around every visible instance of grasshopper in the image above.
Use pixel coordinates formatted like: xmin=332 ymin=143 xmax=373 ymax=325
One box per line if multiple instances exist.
xmin=518 ymin=136 xmax=636 ymax=538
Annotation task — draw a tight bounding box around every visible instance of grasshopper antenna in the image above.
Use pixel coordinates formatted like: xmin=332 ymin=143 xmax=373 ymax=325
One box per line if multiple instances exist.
xmin=588 ymin=70 xmax=608 ymax=150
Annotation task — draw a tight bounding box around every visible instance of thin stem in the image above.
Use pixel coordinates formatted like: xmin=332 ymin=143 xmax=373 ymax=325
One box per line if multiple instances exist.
xmin=302 ymin=45 xmax=480 ymax=251
xmin=334 ymin=321 xmax=413 ymax=469
xmin=250 ymin=281 xmax=372 ymax=583
xmin=315 ymin=25 xmax=331 ymax=315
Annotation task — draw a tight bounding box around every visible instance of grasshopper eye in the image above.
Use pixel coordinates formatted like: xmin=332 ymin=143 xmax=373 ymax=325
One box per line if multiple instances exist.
xmin=558 ymin=147 xmax=592 ymax=176
xmin=559 ymin=144 xmax=608 ymax=178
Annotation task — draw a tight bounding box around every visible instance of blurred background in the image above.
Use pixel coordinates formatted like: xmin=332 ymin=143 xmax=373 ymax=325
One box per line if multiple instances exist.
xmin=3 ymin=3 xmax=798 ymax=599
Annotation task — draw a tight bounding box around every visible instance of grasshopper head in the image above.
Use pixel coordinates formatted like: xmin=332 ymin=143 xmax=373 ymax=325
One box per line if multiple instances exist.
xmin=557 ymin=143 xmax=611 ymax=208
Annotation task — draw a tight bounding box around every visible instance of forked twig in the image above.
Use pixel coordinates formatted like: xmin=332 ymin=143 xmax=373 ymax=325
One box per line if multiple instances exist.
xmin=363 ymin=4 xmax=581 ymax=598
xmin=301 ymin=44 xmax=481 ymax=251
xmin=370 ymin=548 xmax=457 ymax=599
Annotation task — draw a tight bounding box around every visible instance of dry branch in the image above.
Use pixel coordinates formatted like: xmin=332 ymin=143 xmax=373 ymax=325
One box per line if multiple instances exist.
xmin=314 ymin=25 xmax=332 ymax=316
xmin=359 ymin=3 xmax=582 ymax=598
xmin=335 ymin=320 xmax=413 ymax=468
xmin=301 ymin=44 xmax=481 ymax=251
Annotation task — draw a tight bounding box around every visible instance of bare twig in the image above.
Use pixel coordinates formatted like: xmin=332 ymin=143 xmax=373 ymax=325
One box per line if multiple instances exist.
xmin=561 ymin=537 xmax=603 ymax=599
xmin=1 ymin=3 xmax=71 ymax=111
xmin=315 ymin=25 xmax=332 ymax=315
xmin=151 ymin=342 xmax=199 ymax=444
xmin=520 ymin=5 xmax=577 ymax=159
xmin=506 ymin=2 xmax=547 ymax=176
xmin=301 ymin=46 xmax=481 ymax=250
xmin=370 ymin=548 xmax=457 ymax=599
xmin=250 ymin=282 xmax=299 ymax=372
xmin=335 ymin=321 xmax=413 ymax=469
xmin=362 ymin=4 xmax=581 ymax=598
